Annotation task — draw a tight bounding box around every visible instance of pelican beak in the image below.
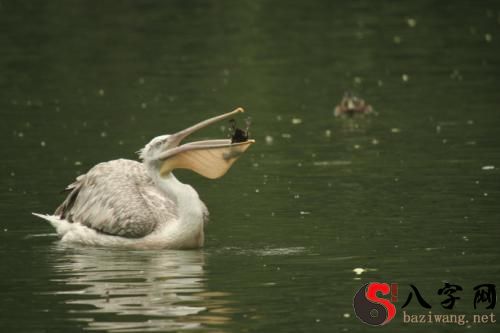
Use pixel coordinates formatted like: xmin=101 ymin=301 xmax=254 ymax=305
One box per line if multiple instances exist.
xmin=158 ymin=107 xmax=255 ymax=179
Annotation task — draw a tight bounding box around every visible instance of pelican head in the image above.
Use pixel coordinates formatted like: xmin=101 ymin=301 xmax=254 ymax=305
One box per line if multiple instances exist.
xmin=139 ymin=107 xmax=255 ymax=179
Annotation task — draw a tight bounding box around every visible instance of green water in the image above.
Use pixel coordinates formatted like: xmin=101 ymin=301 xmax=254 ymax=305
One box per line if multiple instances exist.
xmin=1 ymin=1 xmax=500 ymax=332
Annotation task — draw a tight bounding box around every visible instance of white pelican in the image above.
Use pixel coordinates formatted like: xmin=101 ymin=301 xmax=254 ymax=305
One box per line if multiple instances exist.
xmin=33 ymin=108 xmax=254 ymax=249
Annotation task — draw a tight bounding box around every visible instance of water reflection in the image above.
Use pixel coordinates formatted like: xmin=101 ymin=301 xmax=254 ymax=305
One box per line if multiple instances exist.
xmin=48 ymin=245 xmax=231 ymax=332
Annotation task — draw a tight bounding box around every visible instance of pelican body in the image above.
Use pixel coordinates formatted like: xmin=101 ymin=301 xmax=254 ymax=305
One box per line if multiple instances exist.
xmin=34 ymin=108 xmax=254 ymax=249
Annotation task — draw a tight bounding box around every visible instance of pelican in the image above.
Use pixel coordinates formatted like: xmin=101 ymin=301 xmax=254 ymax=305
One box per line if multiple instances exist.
xmin=33 ymin=108 xmax=254 ymax=249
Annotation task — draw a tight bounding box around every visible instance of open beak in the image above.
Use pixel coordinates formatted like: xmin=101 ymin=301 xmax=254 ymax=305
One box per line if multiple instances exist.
xmin=158 ymin=107 xmax=255 ymax=179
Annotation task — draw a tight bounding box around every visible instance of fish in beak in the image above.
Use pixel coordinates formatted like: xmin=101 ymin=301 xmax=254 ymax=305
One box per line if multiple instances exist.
xmin=158 ymin=107 xmax=255 ymax=179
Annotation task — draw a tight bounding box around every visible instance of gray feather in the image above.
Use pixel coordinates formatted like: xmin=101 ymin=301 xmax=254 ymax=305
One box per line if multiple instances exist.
xmin=55 ymin=159 xmax=178 ymax=238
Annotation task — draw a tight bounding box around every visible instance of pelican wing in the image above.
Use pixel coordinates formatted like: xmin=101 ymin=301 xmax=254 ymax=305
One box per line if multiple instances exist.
xmin=56 ymin=159 xmax=177 ymax=238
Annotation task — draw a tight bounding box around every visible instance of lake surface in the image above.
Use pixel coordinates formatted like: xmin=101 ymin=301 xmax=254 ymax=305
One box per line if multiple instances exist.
xmin=1 ymin=1 xmax=500 ymax=332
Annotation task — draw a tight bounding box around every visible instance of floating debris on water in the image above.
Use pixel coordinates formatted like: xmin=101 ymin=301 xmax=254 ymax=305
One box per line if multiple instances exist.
xmin=485 ymin=33 xmax=492 ymax=42
xmin=483 ymin=192 xmax=488 ymax=197
xmin=407 ymin=18 xmax=417 ymax=27
xmin=353 ymin=268 xmax=366 ymax=275
xmin=391 ymin=128 xmax=401 ymax=133
xmin=300 ymin=211 xmax=311 ymax=215
xmin=402 ymin=74 xmax=409 ymax=82
xmin=281 ymin=133 xmax=292 ymax=139
xmin=40 ymin=141 xmax=46 ymax=147
xmin=354 ymin=144 xmax=361 ymax=150
xmin=343 ymin=313 xmax=351 ymax=318
xmin=393 ymin=35 xmax=402 ymax=44
xmin=462 ymin=236 xmax=469 ymax=242
xmin=313 ymin=160 xmax=352 ymax=167
xmin=265 ymin=135 xmax=274 ymax=144
xmin=141 ymin=102 xmax=147 ymax=109
xmin=100 ymin=131 xmax=107 ymax=138
xmin=291 ymin=118 xmax=302 ymax=125
xmin=377 ymin=80 xmax=383 ymax=87
xmin=74 ymin=161 xmax=82 ymax=166
xmin=466 ymin=120 xmax=474 ymax=125
xmin=138 ymin=77 xmax=145 ymax=84
xmin=482 ymin=165 xmax=495 ymax=170
xmin=325 ymin=129 xmax=331 ymax=137
xmin=372 ymin=138 xmax=379 ymax=145
xmin=98 ymin=89 xmax=105 ymax=96
xmin=450 ymin=69 xmax=463 ymax=80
